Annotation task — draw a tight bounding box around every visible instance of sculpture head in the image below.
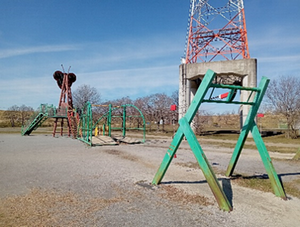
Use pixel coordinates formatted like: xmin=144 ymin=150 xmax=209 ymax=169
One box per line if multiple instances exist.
xmin=53 ymin=71 xmax=76 ymax=89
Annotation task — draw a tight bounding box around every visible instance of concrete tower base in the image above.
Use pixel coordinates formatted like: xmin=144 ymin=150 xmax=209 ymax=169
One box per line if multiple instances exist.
xmin=179 ymin=59 xmax=257 ymax=127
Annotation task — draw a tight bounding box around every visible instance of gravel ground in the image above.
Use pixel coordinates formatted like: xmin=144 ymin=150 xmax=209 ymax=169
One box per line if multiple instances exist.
xmin=0 ymin=134 xmax=300 ymax=226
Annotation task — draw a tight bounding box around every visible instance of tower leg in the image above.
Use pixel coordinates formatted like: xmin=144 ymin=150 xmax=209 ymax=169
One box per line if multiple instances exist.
xmin=60 ymin=119 xmax=64 ymax=136
xmin=53 ymin=118 xmax=58 ymax=137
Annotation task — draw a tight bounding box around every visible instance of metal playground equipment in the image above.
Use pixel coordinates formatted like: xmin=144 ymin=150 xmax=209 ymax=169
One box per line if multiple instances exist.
xmin=77 ymin=102 xmax=146 ymax=146
xmin=21 ymin=103 xmax=79 ymax=136
xmin=152 ymin=69 xmax=287 ymax=211
xmin=22 ymin=66 xmax=145 ymax=146
xmin=21 ymin=104 xmax=71 ymax=136
xmin=22 ymin=67 xmax=78 ymax=137
xmin=52 ymin=69 xmax=78 ymax=138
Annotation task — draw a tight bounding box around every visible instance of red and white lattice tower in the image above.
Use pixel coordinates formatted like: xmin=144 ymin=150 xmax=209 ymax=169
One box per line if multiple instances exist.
xmin=184 ymin=0 xmax=250 ymax=63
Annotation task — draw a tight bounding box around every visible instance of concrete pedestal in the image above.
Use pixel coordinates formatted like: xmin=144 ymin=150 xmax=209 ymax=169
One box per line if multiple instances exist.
xmin=179 ymin=59 xmax=257 ymax=128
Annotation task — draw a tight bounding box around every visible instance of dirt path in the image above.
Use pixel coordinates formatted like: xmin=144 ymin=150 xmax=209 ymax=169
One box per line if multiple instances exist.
xmin=0 ymin=134 xmax=300 ymax=226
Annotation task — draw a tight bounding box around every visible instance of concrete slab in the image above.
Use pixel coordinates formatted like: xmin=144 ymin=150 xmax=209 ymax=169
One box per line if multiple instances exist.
xmin=92 ymin=135 xmax=118 ymax=146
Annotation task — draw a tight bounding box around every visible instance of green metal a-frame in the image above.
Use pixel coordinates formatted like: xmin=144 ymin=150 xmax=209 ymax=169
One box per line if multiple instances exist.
xmin=152 ymin=69 xmax=287 ymax=211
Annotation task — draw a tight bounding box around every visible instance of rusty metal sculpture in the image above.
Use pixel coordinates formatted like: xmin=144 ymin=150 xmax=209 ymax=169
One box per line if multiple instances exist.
xmin=52 ymin=66 xmax=78 ymax=138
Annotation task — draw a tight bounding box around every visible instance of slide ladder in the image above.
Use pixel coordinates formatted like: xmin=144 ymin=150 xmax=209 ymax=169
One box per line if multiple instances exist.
xmin=67 ymin=111 xmax=79 ymax=138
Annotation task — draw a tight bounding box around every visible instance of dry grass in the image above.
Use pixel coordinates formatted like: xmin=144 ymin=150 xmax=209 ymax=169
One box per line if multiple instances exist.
xmin=176 ymin=162 xmax=300 ymax=199
xmin=160 ymin=185 xmax=214 ymax=206
xmin=284 ymin=179 xmax=300 ymax=198
xmin=232 ymin=175 xmax=300 ymax=199
xmin=199 ymin=136 xmax=299 ymax=154
xmin=232 ymin=176 xmax=273 ymax=193
xmin=176 ymin=161 xmax=200 ymax=169
xmin=293 ymin=149 xmax=300 ymax=160
xmin=0 ymin=188 xmax=123 ymax=227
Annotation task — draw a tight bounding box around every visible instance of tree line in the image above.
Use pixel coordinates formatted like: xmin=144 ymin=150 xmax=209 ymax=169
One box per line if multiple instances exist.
xmin=3 ymin=75 xmax=300 ymax=138
xmin=73 ymin=85 xmax=180 ymax=132
xmin=1 ymin=105 xmax=34 ymax=127
xmin=71 ymin=76 xmax=300 ymax=138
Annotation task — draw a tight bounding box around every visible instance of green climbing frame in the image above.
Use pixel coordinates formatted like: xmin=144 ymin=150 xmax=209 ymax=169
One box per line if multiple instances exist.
xmin=77 ymin=102 xmax=93 ymax=146
xmin=152 ymin=69 xmax=286 ymax=211
xmin=77 ymin=102 xmax=146 ymax=146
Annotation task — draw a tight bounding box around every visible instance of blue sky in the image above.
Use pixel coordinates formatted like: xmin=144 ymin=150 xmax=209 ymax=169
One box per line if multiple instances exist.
xmin=0 ymin=0 xmax=300 ymax=112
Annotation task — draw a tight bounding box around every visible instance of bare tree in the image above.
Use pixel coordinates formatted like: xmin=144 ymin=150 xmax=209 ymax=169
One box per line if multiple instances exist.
xmin=19 ymin=105 xmax=34 ymax=125
xmin=193 ymin=110 xmax=212 ymax=135
xmin=73 ymin=84 xmax=101 ymax=110
xmin=3 ymin=105 xmax=20 ymax=127
xmin=171 ymin=90 xmax=179 ymax=107
xmin=3 ymin=105 xmax=34 ymax=127
xmin=148 ymin=93 xmax=173 ymax=132
xmin=217 ymin=111 xmax=239 ymax=129
xmin=134 ymin=96 xmax=154 ymax=131
xmin=265 ymin=76 xmax=300 ymax=138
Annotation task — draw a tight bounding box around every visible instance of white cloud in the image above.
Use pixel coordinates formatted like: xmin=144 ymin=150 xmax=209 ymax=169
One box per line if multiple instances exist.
xmin=78 ymin=65 xmax=178 ymax=88
xmin=0 ymin=76 xmax=59 ymax=109
xmin=248 ymin=25 xmax=300 ymax=51
xmin=0 ymin=44 xmax=79 ymax=59
xmin=0 ymin=32 xmax=184 ymax=109
xmin=259 ymin=54 xmax=300 ymax=63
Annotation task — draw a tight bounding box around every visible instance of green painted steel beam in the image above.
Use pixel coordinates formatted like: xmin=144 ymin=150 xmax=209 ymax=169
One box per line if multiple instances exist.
xmin=108 ymin=104 xmax=112 ymax=137
xmin=251 ymin=124 xmax=287 ymax=200
xmin=123 ymin=106 xmax=126 ymax=137
xmin=226 ymin=77 xmax=269 ymax=177
xmin=179 ymin=117 xmax=232 ymax=211
xmin=152 ymin=127 xmax=184 ymax=185
xmin=153 ymin=69 xmax=234 ymax=211
xmin=152 ymin=69 xmax=216 ymax=184
xmin=184 ymin=69 xmax=216 ymax=122
xmin=152 ymin=69 xmax=286 ymax=210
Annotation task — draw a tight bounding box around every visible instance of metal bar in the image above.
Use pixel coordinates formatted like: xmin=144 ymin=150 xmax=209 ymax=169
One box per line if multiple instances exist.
xmin=122 ymin=106 xmax=126 ymax=138
xmin=246 ymin=90 xmax=255 ymax=103
xmin=185 ymin=69 xmax=216 ymax=122
xmin=202 ymin=100 xmax=255 ymax=105
xmin=226 ymin=89 xmax=236 ymax=102
xmin=226 ymin=77 xmax=270 ymax=176
xmin=251 ymin=124 xmax=287 ymax=200
xmin=108 ymin=104 xmax=112 ymax=137
xmin=210 ymin=83 xmax=261 ymax=91
xmin=152 ymin=127 xmax=184 ymax=185
xmin=208 ymin=87 xmax=216 ymax=100
xmin=111 ymin=127 xmax=123 ymax=130
xmin=103 ymin=124 xmax=106 ymax=136
xmin=180 ymin=117 xmax=232 ymax=211
xmin=153 ymin=70 xmax=216 ymax=185
xmin=88 ymin=102 xmax=93 ymax=144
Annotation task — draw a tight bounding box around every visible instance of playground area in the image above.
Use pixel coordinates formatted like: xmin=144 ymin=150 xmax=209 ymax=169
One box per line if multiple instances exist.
xmin=1 ymin=133 xmax=300 ymax=226
xmin=21 ymin=102 xmax=146 ymax=146
xmin=13 ymin=69 xmax=299 ymax=213
xmin=0 ymin=69 xmax=295 ymax=225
